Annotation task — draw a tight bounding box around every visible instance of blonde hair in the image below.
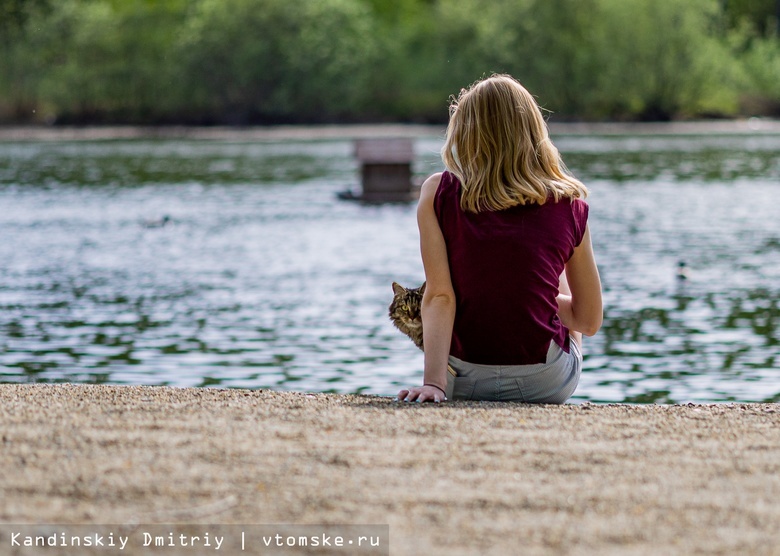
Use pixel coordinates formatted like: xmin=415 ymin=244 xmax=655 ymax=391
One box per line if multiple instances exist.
xmin=441 ymin=74 xmax=587 ymax=213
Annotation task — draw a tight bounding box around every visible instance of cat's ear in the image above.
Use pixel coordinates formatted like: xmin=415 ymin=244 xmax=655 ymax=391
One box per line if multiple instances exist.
xmin=392 ymin=282 xmax=405 ymax=295
xmin=419 ymin=281 xmax=426 ymax=294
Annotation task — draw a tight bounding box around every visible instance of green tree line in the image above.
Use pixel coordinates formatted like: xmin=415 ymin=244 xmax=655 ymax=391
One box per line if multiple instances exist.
xmin=1 ymin=0 xmax=778 ymax=124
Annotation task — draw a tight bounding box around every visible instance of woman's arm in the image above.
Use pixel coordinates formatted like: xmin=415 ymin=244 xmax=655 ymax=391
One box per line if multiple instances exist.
xmin=397 ymin=173 xmax=455 ymax=403
xmin=556 ymin=224 xmax=603 ymax=337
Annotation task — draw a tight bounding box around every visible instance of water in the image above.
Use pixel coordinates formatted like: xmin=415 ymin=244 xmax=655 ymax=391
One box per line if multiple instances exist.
xmin=0 ymin=133 xmax=778 ymax=403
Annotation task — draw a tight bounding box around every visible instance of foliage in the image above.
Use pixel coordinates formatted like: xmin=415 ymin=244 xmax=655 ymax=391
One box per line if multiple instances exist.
xmin=176 ymin=0 xmax=378 ymax=124
xmin=723 ymin=0 xmax=779 ymax=37
xmin=0 ymin=0 xmax=778 ymax=124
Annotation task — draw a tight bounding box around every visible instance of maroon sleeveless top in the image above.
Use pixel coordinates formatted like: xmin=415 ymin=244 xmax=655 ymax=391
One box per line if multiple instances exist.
xmin=434 ymin=171 xmax=589 ymax=365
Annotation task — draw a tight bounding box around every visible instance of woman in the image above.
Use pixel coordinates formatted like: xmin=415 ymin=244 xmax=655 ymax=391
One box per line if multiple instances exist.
xmin=398 ymin=74 xmax=602 ymax=404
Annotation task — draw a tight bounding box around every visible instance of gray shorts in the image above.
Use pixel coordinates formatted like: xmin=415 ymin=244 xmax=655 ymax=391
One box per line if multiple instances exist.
xmin=444 ymin=338 xmax=582 ymax=404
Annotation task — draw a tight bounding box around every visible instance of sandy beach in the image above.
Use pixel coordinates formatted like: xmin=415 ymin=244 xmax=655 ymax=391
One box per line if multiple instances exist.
xmin=1 ymin=384 xmax=779 ymax=555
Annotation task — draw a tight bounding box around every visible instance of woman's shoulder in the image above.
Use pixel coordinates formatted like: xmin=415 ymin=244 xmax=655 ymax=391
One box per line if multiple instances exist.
xmin=568 ymin=196 xmax=589 ymax=218
xmin=421 ymin=172 xmax=455 ymax=221
xmin=420 ymin=172 xmax=444 ymax=197
xmin=562 ymin=196 xmax=589 ymax=245
xmin=418 ymin=173 xmax=444 ymax=216
xmin=536 ymin=195 xmax=589 ymax=234
xmin=547 ymin=194 xmax=588 ymax=212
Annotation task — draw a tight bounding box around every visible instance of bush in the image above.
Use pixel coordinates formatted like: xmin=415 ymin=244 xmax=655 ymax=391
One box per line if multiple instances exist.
xmin=1 ymin=0 xmax=189 ymax=123
xmin=177 ymin=0 xmax=379 ymax=124
xmin=0 ymin=0 xmax=777 ymax=123
xmin=735 ymin=36 xmax=780 ymax=115
xmin=480 ymin=0 xmax=741 ymax=120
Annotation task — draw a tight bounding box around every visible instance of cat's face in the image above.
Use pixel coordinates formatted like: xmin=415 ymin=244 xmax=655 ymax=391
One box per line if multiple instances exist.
xmin=390 ymin=282 xmax=426 ymax=325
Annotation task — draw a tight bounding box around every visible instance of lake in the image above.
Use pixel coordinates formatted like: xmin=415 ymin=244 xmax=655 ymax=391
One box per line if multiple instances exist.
xmin=0 ymin=131 xmax=778 ymax=403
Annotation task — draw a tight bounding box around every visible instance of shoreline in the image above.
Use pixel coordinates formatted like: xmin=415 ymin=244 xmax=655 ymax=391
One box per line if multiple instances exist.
xmin=2 ymin=383 xmax=779 ymax=554
xmin=2 ymin=119 xmax=780 ymax=142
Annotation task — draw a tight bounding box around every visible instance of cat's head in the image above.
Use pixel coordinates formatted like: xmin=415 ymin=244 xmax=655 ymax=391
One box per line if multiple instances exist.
xmin=389 ymin=281 xmax=426 ymax=323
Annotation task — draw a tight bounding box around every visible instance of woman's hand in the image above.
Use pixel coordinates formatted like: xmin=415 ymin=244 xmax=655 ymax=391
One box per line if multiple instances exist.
xmin=396 ymin=384 xmax=447 ymax=403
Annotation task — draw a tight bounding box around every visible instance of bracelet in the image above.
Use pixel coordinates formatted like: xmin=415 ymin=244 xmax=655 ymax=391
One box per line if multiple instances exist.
xmin=423 ymin=383 xmax=446 ymax=396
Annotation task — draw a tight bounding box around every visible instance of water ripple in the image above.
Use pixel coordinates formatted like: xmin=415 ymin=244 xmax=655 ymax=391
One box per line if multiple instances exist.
xmin=0 ymin=137 xmax=778 ymax=402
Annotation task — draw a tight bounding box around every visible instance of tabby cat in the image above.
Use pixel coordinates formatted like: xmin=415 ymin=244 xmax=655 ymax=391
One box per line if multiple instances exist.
xmin=389 ymin=281 xmax=426 ymax=350
xmin=390 ymin=281 xmax=458 ymax=384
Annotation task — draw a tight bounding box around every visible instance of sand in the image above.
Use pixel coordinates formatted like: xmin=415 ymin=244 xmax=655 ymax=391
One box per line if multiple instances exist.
xmin=1 ymin=384 xmax=779 ymax=555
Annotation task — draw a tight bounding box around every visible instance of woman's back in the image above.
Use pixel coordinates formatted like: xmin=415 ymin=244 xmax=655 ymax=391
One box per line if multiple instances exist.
xmin=434 ymin=171 xmax=589 ymax=365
